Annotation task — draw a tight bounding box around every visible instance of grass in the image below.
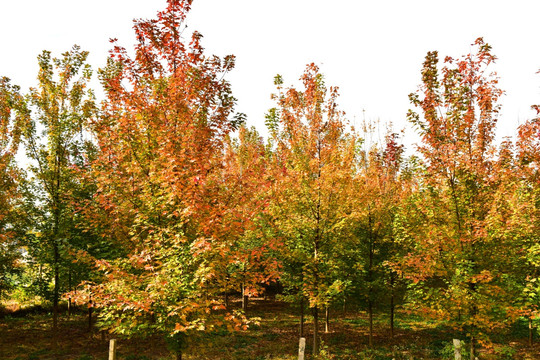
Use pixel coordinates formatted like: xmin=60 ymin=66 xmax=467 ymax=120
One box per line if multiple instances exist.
xmin=0 ymin=298 xmax=539 ymax=359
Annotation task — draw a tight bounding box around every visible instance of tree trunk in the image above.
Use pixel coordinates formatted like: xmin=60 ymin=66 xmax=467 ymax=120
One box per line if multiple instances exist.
xmin=469 ymin=335 xmax=474 ymax=360
xmin=367 ymin=217 xmax=374 ymax=347
xmin=390 ymin=271 xmax=395 ymax=338
xmin=68 ymin=268 xmax=72 ymax=318
xmin=325 ymin=306 xmax=329 ymax=333
xmin=53 ymin=241 xmax=59 ymax=332
xmin=39 ymin=263 xmax=43 ymax=295
xmin=300 ymin=296 xmax=305 ymax=337
xmin=313 ymin=307 xmax=319 ymax=355
xmin=368 ymin=299 xmax=373 ymax=347
xmin=52 ymin=154 xmax=61 ymax=334
xmin=390 ymin=293 xmax=394 ymax=338
xmin=176 ymin=350 xmax=182 ymax=360
xmin=88 ymin=295 xmax=93 ymax=332
xmin=241 ymin=283 xmax=248 ymax=312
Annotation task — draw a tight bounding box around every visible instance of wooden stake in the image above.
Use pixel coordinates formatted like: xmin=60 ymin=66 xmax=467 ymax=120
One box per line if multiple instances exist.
xmin=108 ymin=339 xmax=117 ymax=360
xmin=453 ymin=339 xmax=462 ymax=360
xmin=298 ymin=337 xmax=306 ymax=360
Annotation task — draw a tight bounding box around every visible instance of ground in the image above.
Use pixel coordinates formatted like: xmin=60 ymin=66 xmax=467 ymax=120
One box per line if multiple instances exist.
xmin=0 ymin=299 xmax=538 ymax=359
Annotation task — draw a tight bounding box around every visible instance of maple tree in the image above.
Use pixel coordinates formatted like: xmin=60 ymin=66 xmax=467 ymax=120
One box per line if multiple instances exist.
xmin=350 ymin=126 xmax=408 ymax=345
xmin=266 ymin=64 xmax=357 ymax=354
xmin=0 ymin=77 xmax=28 ymax=299
xmin=513 ymin=115 xmax=540 ymax=345
xmin=398 ymin=38 xmax=505 ymax=358
xmin=487 ymin=115 xmax=540 ymax=346
xmin=210 ymin=125 xmax=280 ymax=312
xmin=20 ymin=45 xmax=95 ymax=332
xmin=77 ymin=1 xmax=249 ymax=358
xmin=2 ymin=2 xmax=540 ymax=356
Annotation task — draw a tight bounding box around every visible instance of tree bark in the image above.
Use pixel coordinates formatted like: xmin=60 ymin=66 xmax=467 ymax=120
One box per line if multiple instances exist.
xmin=390 ymin=292 xmax=394 ymax=338
xmin=300 ymin=296 xmax=305 ymax=337
xmin=241 ymin=283 xmax=248 ymax=312
xmin=313 ymin=307 xmax=319 ymax=355
xmin=53 ymin=241 xmax=59 ymax=332
xmin=469 ymin=335 xmax=474 ymax=360
xmin=88 ymin=295 xmax=93 ymax=332
xmin=68 ymin=268 xmax=72 ymax=318
xmin=52 ymin=148 xmax=61 ymax=334
xmin=325 ymin=306 xmax=329 ymax=333
xmin=367 ymin=215 xmax=374 ymax=347
xmin=368 ymin=299 xmax=373 ymax=347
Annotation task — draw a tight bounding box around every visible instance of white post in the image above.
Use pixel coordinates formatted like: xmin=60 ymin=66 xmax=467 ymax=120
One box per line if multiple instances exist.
xmin=298 ymin=337 xmax=306 ymax=360
xmin=453 ymin=339 xmax=462 ymax=360
xmin=109 ymin=339 xmax=117 ymax=360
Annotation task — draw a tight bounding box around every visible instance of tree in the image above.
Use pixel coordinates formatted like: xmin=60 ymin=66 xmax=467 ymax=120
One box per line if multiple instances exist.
xmin=212 ymin=125 xmax=280 ymax=312
xmin=488 ymin=116 xmax=540 ymax=346
xmin=0 ymin=77 xmax=28 ymax=299
xmin=513 ymin=115 xmax=540 ymax=345
xmin=351 ymin=126 xmax=407 ymax=345
xmin=398 ymin=38 xmax=505 ymax=358
xmin=267 ymin=64 xmax=356 ymax=354
xmin=21 ymin=46 xmax=95 ymax=331
xmin=80 ymin=1 xmax=247 ymax=358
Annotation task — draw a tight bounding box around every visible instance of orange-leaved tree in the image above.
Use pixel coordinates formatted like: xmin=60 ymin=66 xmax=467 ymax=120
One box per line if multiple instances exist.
xmin=266 ymin=64 xmax=357 ymax=354
xmin=210 ymin=125 xmax=280 ymax=311
xmin=0 ymin=77 xmax=28 ymax=300
xmin=488 ymin=115 xmax=540 ymax=346
xmin=397 ymin=38 xmax=505 ymax=358
xmin=78 ymin=1 xmax=246 ymax=358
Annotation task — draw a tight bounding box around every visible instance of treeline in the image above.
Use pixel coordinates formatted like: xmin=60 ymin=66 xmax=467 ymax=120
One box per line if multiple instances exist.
xmin=0 ymin=1 xmax=539 ymax=359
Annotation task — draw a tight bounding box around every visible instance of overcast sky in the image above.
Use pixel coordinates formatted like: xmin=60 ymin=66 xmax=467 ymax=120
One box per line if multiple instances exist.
xmin=1 ymin=0 xmax=539 ymax=149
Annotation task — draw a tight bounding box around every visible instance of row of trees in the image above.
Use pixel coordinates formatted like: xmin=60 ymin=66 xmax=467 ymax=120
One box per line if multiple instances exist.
xmin=0 ymin=1 xmax=539 ymax=359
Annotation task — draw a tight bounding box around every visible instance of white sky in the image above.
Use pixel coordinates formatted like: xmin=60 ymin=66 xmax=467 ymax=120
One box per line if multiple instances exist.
xmin=1 ymin=0 xmax=539 ymax=151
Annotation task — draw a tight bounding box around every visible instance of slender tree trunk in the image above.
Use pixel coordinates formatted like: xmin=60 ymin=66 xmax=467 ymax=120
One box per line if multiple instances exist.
xmin=39 ymin=263 xmax=43 ymax=295
xmin=368 ymin=299 xmax=373 ymax=347
xmin=300 ymin=296 xmax=305 ymax=337
xmin=53 ymin=241 xmax=59 ymax=332
xmin=390 ymin=293 xmax=394 ymax=338
xmin=68 ymin=268 xmax=72 ymax=318
xmin=343 ymin=297 xmax=346 ymax=317
xmin=241 ymin=283 xmax=248 ymax=311
xmin=469 ymin=335 xmax=474 ymax=360
xmin=325 ymin=306 xmax=329 ymax=333
xmin=367 ymin=216 xmax=374 ymax=347
xmin=313 ymin=307 xmax=319 ymax=355
xmin=468 ymin=283 xmax=477 ymax=360
xmin=52 ymin=153 xmax=61 ymax=334
xmin=390 ymin=272 xmax=395 ymax=338
xmin=88 ymin=295 xmax=93 ymax=332
xmin=176 ymin=350 xmax=182 ymax=360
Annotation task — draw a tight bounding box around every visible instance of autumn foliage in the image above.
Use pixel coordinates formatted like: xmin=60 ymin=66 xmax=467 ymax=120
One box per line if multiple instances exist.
xmin=2 ymin=1 xmax=540 ymax=359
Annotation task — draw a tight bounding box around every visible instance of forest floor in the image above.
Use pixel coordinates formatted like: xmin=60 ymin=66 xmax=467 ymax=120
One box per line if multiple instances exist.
xmin=0 ymin=298 xmax=539 ymax=360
